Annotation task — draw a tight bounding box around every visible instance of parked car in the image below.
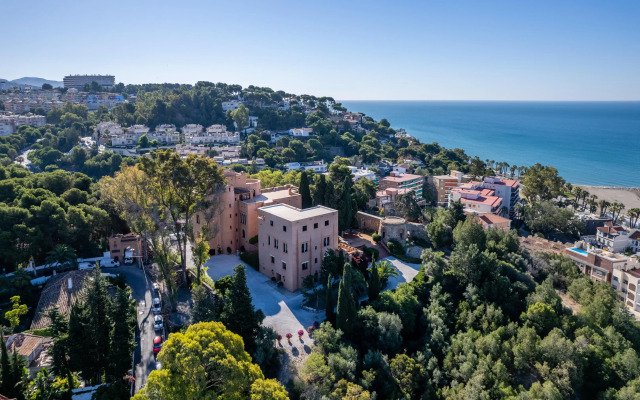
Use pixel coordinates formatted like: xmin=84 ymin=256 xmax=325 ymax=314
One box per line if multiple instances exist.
xmin=152 ymin=283 xmax=160 ymax=293
xmin=153 ymin=336 xmax=162 ymax=355
xmin=78 ymin=262 xmax=94 ymax=270
xmin=101 ymin=259 xmax=120 ymax=268
xmin=154 ymin=315 xmax=164 ymax=332
xmin=152 ymin=298 xmax=162 ymax=314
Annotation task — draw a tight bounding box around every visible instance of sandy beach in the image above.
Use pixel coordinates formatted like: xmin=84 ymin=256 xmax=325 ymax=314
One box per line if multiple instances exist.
xmin=576 ymin=186 xmax=640 ymax=212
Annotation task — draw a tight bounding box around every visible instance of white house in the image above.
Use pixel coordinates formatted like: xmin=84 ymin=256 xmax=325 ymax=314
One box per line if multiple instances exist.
xmin=182 ymin=124 xmax=204 ymax=135
xmin=288 ymin=128 xmax=313 ymax=137
xmin=222 ymin=100 xmax=243 ymax=111
xmin=185 ymin=124 xmax=240 ymax=145
xmin=285 ymin=160 xmax=327 ymax=173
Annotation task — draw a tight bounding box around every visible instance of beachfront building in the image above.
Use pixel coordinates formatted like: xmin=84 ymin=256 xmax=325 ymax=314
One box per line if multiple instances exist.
xmin=581 ymin=222 xmax=640 ymax=254
xmin=191 ymin=170 xmax=301 ymax=255
xmin=285 ymin=160 xmax=327 ymax=173
xmin=431 ymin=170 xmax=465 ymax=207
xmin=566 ymin=244 xmax=640 ymax=314
xmin=379 ymin=171 xmax=424 ymax=199
xmin=257 ymin=204 xmax=338 ymax=291
xmin=449 ymin=187 xmax=503 ymax=214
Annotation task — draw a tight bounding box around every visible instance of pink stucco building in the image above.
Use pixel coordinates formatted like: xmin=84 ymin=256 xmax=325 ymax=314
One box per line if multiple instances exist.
xmin=257 ymin=204 xmax=338 ymax=291
xmin=192 ymin=170 xmax=302 ymax=255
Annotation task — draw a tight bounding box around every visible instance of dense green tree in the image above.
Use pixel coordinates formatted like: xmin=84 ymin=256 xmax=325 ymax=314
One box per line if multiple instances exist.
xmin=221 ymin=265 xmax=264 ymax=354
xmin=522 ymin=163 xmax=566 ymax=201
xmin=325 ymin=274 xmax=335 ymax=323
xmin=137 ymin=134 xmax=150 ymax=148
xmin=338 ymin=177 xmax=354 ymax=232
xmin=336 ymin=263 xmax=357 ymax=338
xmin=299 ymin=171 xmax=312 ymax=209
xmin=108 ymin=288 xmax=136 ymax=381
xmin=367 ymin=261 xmax=382 ymax=302
xmin=452 ymin=216 xmax=487 ymax=251
xmin=231 ymin=104 xmax=250 ymax=132
xmin=313 ymin=174 xmax=327 ymax=206
xmin=393 ymin=190 xmax=422 ymax=222
xmin=191 ymin=283 xmax=219 ymax=323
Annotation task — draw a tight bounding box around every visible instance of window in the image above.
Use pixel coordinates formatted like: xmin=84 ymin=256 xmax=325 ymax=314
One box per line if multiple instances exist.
xmin=242 ymin=229 xmax=245 ymax=238
xmin=241 ymin=214 xmax=247 ymax=224
xmin=301 ymin=243 xmax=308 ymax=253
xmin=283 ymin=226 xmax=287 ymax=232
xmin=315 ymin=258 xmax=318 ymax=264
xmin=314 ymin=223 xmax=318 ymax=229
xmin=274 ymin=239 xmax=279 ymax=249
xmin=282 ymin=261 xmax=287 ymax=270
xmin=270 ymin=220 xmax=273 ymax=226
xmin=268 ymin=235 xmax=271 ymax=244
xmin=301 ymin=261 xmax=309 ymax=270
xmin=303 ymin=225 xmax=307 ymax=232
xmin=325 ymin=220 xmax=329 ymax=226
xmin=323 ymin=237 xmax=330 ymax=246
xmin=283 ymin=243 xmax=288 ymax=253
xmin=271 ymin=256 xmax=275 ymax=264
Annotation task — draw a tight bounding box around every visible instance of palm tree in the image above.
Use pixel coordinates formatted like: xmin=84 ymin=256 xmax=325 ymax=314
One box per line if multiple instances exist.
xmin=573 ymin=187 xmax=584 ymax=208
xmin=581 ymin=190 xmax=590 ymax=208
xmin=586 ymin=198 xmax=598 ymax=214
xmin=500 ymin=206 xmax=509 ymax=217
xmin=509 ymin=165 xmax=518 ymax=178
xmin=597 ymin=200 xmax=610 ymax=217
xmin=627 ymin=208 xmax=640 ymax=228
xmin=46 ymin=245 xmax=77 ymax=271
xmin=517 ymin=166 xmax=527 ymax=178
xmin=374 ymin=259 xmax=400 ymax=288
xmin=610 ymin=202 xmax=625 ymax=224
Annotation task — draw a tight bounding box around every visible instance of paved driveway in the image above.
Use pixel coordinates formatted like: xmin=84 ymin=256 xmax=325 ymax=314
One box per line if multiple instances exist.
xmin=205 ymin=255 xmax=324 ymax=338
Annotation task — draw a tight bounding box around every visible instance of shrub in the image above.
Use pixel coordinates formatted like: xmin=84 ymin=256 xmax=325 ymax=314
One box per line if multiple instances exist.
xmin=362 ymin=246 xmax=380 ymax=260
xmin=387 ymin=239 xmax=404 ymax=256
xmin=240 ymin=252 xmax=259 ymax=270
xmin=372 ymin=233 xmax=382 ymax=243
xmin=249 ymin=235 xmax=259 ymax=245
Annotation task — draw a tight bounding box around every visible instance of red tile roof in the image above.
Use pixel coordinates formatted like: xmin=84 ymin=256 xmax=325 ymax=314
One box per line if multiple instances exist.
xmin=629 ymin=231 xmax=640 ymax=240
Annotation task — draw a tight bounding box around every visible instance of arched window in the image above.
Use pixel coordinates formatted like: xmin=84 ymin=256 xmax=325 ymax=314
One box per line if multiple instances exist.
xmin=242 ymin=229 xmax=245 ymax=238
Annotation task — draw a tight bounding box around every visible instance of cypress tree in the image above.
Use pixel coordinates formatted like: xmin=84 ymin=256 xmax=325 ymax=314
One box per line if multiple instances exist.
xmin=313 ymin=174 xmax=327 ymax=206
xmin=339 ymin=177 xmax=353 ymax=232
xmin=221 ymin=265 xmax=263 ymax=354
xmin=368 ymin=258 xmax=382 ymax=302
xmin=108 ymin=288 xmax=135 ymax=380
xmin=0 ymin=332 xmax=11 ymax=395
xmin=325 ymin=274 xmax=335 ymax=324
xmin=336 ymin=263 xmax=356 ymax=338
xmin=9 ymin=349 xmax=26 ymax=398
xmin=299 ymin=171 xmax=312 ymax=209
xmin=325 ymin=179 xmax=335 ymax=208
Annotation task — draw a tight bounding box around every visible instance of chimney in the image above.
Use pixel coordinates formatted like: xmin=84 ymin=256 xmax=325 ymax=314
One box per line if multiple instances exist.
xmin=68 ymin=278 xmax=73 ymax=290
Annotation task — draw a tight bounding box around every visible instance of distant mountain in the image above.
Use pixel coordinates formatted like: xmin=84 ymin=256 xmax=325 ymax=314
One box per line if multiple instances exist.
xmin=0 ymin=77 xmax=63 ymax=89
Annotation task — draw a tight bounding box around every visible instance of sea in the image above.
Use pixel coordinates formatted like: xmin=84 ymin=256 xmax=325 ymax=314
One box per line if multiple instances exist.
xmin=340 ymin=101 xmax=640 ymax=187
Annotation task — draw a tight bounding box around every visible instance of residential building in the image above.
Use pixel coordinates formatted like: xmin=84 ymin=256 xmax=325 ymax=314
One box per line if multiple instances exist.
xmin=288 ymin=127 xmax=313 ymax=137
xmin=63 ymin=74 xmax=115 ymax=90
xmin=31 ymin=270 xmax=93 ymax=329
xmin=450 ymin=187 xmax=503 ymax=214
xmin=477 ymin=177 xmax=521 ymax=216
xmin=4 ymin=333 xmax=52 ymax=377
xmin=191 ymin=170 xmax=302 ymax=255
xmin=431 ymin=170 xmax=464 ymax=207
xmin=148 ymin=124 xmax=180 ymax=145
xmin=379 ymin=171 xmax=424 ymax=199
xmin=175 ymin=144 xmax=208 ymax=158
xmin=469 ymin=212 xmax=512 ymax=230
xmin=348 ymin=166 xmax=378 ymax=185
xmin=95 ymin=121 xmax=123 ymax=141
xmin=370 ymin=187 xmax=410 ymax=209
xmin=0 ymin=112 xmax=46 ymax=135
xmin=222 ymin=100 xmax=243 ymax=111
xmin=257 ymin=204 xmax=338 ymax=291
xmin=109 ymin=233 xmax=143 ymax=263
xmin=182 ymin=124 xmax=204 ymax=135
xmin=284 ymin=160 xmax=327 ymax=173
xmin=582 ymin=222 xmax=640 ymax=254
xmin=185 ymin=124 xmax=240 ymax=144
xmin=566 ymin=244 xmax=640 ymax=314
xmin=110 ymin=125 xmax=149 ymax=147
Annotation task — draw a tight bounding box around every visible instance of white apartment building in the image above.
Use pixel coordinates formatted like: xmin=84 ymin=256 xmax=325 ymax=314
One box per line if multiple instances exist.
xmin=348 ymin=166 xmax=378 ymax=185
xmin=222 ymin=100 xmax=243 ymax=111
xmin=288 ymin=128 xmax=313 ymax=137
xmin=63 ymin=75 xmax=115 ymax=90
xmin=182 ymin=124 xmax=204 ymax=135
xmin=185 ymin=124 xmax=240 ymax=145
xmin=0 ymin=112 xmax=46 ymax=135
xmin=110 ymin=125 xmax=149 ymax=147
xmin=95 ymin=121 xmax=123 ymax=138
xmin=285 ymin=160 xmax=327 ymax=173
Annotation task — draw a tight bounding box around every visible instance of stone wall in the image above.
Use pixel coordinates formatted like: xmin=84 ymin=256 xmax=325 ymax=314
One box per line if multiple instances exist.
xmin=356 ymin=211 xmax=383 ymax=233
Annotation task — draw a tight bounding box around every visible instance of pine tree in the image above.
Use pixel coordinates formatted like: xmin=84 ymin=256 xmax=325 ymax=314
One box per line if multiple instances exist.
xmin=9 ymin=349 xmax=26 ymax=399
xmin=339 ymin=177 xmax=354 ymax=232
xmin=325 ymin=275 xmax=335 ymax=324
xmin=108 ymin=288 xmax=135 ymax=381
xmin=221 ymin=265 xmax=264 ymax=354
xmin=0 ymin=332 xmax=11 ymax=396
xmin=368 ymin=258 xmax=382 ymax=302
xmin=45 ymin=307 xmax=71 ymax=379
xmin=299 ymin=171 xmax=312 ymax=209
xmin=336 ymin=263 xmax=356 ymax=338
xmin=313 ymin=174 xmax=327 ymax=206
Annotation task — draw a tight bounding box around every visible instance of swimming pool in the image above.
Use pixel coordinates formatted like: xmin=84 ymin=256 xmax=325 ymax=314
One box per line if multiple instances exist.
xmin=570 ymin=247 xmax=588 ymax=255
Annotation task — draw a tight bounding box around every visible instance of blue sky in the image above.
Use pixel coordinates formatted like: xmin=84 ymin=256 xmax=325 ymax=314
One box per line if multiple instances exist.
xmin=2 ymin=0 xmax=639 ymax=100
